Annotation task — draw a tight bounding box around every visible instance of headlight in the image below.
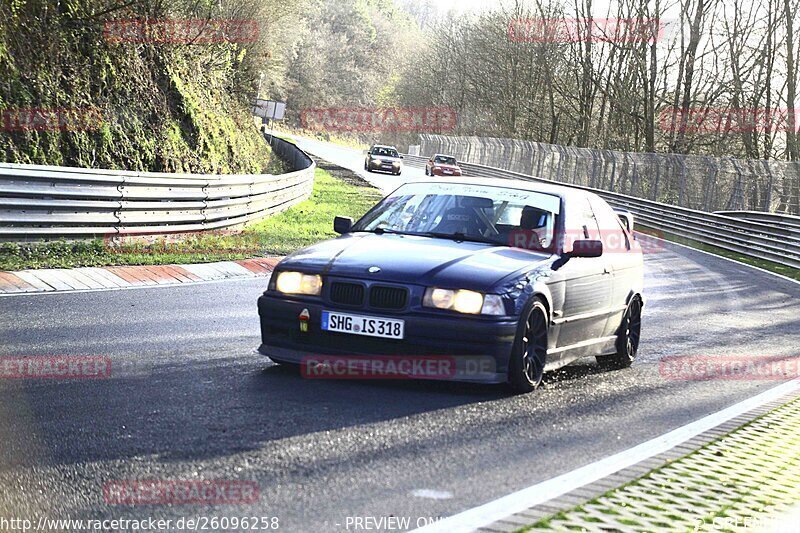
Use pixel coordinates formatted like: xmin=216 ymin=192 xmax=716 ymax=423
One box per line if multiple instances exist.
xmin=423 ymin=288 xmax=505 ymax=315
xmin=275 ymin=271 xmax=323 ymax=296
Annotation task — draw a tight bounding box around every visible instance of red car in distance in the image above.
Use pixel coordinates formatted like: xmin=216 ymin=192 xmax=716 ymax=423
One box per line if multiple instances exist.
xmin=425 ymin=154 xmax=463 ymax=177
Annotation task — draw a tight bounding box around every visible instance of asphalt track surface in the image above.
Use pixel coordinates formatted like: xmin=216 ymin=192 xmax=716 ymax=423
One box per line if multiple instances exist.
xmin=0 ymin=137 xmax=798 ymax=531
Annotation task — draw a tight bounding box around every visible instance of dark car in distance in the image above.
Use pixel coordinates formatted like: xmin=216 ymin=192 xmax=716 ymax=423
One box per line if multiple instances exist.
xmin=257 ymin=178 xmax=644 ymax=393
xmin=364 ymin=144 xmax=403 ymax=175
xmin=425 ymin=154 xmax=463 ymax=177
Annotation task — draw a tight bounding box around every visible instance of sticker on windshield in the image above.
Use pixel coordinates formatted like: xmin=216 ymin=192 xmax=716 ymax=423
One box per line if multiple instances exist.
xmin=392 ymin=183 xmax=561 ymax=214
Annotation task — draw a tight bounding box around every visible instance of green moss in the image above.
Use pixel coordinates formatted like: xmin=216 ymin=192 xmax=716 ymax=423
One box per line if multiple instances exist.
xmin=0 ymin=1 xmax=273 ymax=174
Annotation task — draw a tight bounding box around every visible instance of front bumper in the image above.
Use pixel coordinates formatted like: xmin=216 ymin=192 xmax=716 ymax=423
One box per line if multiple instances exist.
xmin=369 ymin=159 xmax=401 ymax=172
xmin=431 ymin=168 xmax=462 ymax=176
xmin=257 ymin=294 xmax=517 ymax=384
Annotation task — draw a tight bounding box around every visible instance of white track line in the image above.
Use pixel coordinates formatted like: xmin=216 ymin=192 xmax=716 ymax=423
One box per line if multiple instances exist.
xmin=413 ymin=379 xmax=800 ymax=533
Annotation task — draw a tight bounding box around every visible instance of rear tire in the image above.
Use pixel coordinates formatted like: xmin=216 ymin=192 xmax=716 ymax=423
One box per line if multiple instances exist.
xmin=508 ymin=298 xmax=548 ymax=393
xmin=598 ymin=297 xmax=642 ymax=369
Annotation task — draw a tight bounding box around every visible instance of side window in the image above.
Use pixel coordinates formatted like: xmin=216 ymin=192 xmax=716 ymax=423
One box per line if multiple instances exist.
xmin=589 ymin=195 xmax=630 ymax=252
xmin=562 ymin=196 xmax=600 ymax=252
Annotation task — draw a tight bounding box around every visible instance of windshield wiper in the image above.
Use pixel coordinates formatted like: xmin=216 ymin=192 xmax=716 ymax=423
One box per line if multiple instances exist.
xmin=420 ymin=231 xmax=500 ymax=245
xmin=357 ymin=229 xmax=501 ymax=244
xmin=355 ymin=228 xmax=414 ymax=236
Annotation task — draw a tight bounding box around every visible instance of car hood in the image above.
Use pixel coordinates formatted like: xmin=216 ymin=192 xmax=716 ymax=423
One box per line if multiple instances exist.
xmin=371 ymin=155 xmax=402 ymax=162
xmin=433 ymin=163 xmax=461 ymax=170
xmin=279 ymin=233 xmax=552 ymax=291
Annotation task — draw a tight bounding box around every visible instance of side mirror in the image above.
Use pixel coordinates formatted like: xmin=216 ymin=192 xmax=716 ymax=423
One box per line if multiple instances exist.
xmin=400 ymin=155 xmax=404 ymax=159
xmin=334 ymin=216 xmax=353 ymax=234
xmin=571 ymin=239 xmax=604 ymax=258
xmin=616 ymin=211 xmax=634 ymax=232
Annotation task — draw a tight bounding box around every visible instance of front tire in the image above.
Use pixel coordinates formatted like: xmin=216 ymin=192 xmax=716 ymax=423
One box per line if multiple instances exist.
xmin=508 ymin=298 xmax=548 ymax=393
xmin=598 ymin=297 xmax=642 ymax=369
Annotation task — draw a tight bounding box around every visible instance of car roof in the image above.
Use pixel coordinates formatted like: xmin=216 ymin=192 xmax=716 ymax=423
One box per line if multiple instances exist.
xmin=404 ymin=176 xmax=599 ymax=203
xmin=371 ymin=144 xmax=397 ymax=150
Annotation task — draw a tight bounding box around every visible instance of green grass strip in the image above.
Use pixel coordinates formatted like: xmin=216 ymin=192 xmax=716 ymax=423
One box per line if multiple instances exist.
xmin=519 ymin=396 xmax=800 ymax=532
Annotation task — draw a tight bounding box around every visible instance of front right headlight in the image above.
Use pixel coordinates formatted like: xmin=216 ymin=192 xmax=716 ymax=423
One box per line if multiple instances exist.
xmin=275 ymin=271 xmax=323 ymax=296
xmin=423 ymin=288 xmax=505 ymax=315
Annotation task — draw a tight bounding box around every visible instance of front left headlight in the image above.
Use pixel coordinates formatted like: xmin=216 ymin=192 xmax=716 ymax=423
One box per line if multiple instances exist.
xmin=275 ymin=271 xmax=323 ymax=296
xmin=423 ymin=288 xmax=505 ymax=315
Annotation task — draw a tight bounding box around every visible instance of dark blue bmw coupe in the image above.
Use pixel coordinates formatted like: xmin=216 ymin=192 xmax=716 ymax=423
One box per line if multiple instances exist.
xmin=258 ymin=178 xmax=644 ymax=392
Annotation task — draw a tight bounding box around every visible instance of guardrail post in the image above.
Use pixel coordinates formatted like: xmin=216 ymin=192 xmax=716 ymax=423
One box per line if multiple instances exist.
xmin=762 ymin=160 xmax=774 ymax=212
xmin=589 ymin=150 xmax=598 ymax=189
xmin=728 ymin=158 xmax=745 ymax=211
xmin=677 ymin=155 xmax=687 ymax=207
xmin=607 ymin=149 xmax=617 ymax=192
xmin=629 ymin=156 xmax=638 ymax=196
xmin=651 ymin=153 xmax=661 ymax=201
xmin=703 ymin=157 xmax=718 ymax=212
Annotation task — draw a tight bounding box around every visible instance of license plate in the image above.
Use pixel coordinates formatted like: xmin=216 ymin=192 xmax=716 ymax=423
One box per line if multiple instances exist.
xmin=382 ymin=164 xmax=393 ymax=169
xmin=443 ymin=169 xmax=453 ymax=174
xmin=321 ymin=311 xmax=405 ymax=340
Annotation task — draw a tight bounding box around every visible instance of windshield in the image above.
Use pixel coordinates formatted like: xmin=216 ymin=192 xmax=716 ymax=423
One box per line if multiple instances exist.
xmin=434 ymin=155 xmax=457 ymax=165
xmin=353 ymin=182 xmax=560 ymax=249
xmin=371 ymin=147 xmax=399 ymax=158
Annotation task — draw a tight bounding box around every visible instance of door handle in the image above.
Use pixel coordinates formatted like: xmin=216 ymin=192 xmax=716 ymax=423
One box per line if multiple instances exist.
xmin=603 ymin=266 xmax=612 ymax=275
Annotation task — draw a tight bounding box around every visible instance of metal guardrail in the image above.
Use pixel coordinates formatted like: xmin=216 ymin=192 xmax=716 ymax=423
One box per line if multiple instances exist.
xmin=0 ymin=136 xmax=315 ymax=241
xmin=403 ymin=154 xmax=800 ymax=269
xmin=714 ymin=211 xmax=800 ymax=232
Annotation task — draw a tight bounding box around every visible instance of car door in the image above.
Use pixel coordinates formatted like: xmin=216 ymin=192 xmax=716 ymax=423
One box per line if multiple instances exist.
xmin=588 ymin=195 xmax=638 ymax=336
xmin=554 ymin=194 xmax=614 ymax=351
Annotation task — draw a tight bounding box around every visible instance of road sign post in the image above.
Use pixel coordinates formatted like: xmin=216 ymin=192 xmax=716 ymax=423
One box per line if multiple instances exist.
xmin=252 ymin=99 xmax=286 ymax=146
